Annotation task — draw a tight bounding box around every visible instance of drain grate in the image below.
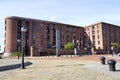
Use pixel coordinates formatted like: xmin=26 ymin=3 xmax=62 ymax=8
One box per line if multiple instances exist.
xmin=77 ymin=64 xmax=85 ymax=66
xmin=56 ymin=65 xmax=65 ymax=67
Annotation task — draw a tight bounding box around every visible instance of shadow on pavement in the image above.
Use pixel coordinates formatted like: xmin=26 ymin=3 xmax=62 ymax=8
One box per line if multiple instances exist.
xmin=0 ymin=61 xmax=32 ymax=72
xmin=115 ymin=69 xmax=120 ymax=72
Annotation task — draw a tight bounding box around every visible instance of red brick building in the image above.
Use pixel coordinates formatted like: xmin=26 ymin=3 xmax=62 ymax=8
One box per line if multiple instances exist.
xmin=4 ymin=16 xmax=84 ymax=57
xmin=85 ymin=22 xmax=120 ymax=54
xmin=4 ymin=16 xmax=120 ymax=57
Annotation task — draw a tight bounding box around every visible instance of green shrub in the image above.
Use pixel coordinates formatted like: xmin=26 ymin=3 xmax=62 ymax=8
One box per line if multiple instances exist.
xmin=13 ymin=52 xmax=22 ymax=57
xmin=64 ymin=42 xmax=74 ymax=49
xmin=111 ymin=43 xmax=120 ymax=53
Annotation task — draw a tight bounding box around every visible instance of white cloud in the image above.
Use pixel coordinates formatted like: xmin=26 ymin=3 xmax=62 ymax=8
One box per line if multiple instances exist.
xmin=0 ymin=16 xmax=3 ymax=21
xmin=50 ymin=16 xmax=55 ymax=21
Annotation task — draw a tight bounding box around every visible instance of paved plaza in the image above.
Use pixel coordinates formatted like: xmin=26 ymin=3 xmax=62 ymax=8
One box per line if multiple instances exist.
xmin=0 ymin=55 xmax=120 ymax=80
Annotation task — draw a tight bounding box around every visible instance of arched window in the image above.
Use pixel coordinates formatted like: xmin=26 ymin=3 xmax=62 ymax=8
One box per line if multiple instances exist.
xmin=18 ymin=20 xmax=22 ymax=25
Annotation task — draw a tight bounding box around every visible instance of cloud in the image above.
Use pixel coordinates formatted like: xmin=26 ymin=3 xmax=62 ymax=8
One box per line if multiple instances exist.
xmin=50 ymin=16 xmax=55 ymax=21
xmin=0 ymin=16 xmax=3 ymax=21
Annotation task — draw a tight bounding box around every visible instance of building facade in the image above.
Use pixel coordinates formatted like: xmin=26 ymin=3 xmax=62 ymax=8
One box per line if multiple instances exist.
xmin=4 ymin=16 xmax=84 ymax=57
xmin=4 ymin=16 xmax=120 ymax=57
xmin=85 ymin=22 xmax=120 ymax=54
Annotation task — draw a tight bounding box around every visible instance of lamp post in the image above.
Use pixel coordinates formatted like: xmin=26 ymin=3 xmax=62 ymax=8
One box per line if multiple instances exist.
xmin=21 ymin=27 xmax=27 ymax=69
xmin=73 ymin=40 xmax=79 ymax=57
xmin=76 ymin=40 xmax=80 ymax=50
xmin=73 ymin=40 xmax=76 ymax=56
xmin=111 ymin=46 xmax=113 ymax=56
xmin=17 ymin=39 xmax=21 ymax=59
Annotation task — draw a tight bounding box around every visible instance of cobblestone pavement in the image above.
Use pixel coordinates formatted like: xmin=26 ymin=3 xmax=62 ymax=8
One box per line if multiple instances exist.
xmin=0 ymin=55 xmax=120 ymax=80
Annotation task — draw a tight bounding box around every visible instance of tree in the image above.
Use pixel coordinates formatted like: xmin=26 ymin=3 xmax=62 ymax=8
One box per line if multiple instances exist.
xmin=13 ymin=52 xmax=22 ymax=59
xmin=111 ymin=43 xmax=120 ymax=53
xmin=64 ymin=42 xmax=74 ymax=49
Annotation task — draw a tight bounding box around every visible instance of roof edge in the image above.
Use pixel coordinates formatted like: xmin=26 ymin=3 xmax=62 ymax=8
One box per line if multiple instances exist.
xmin=5 ymin=16 xmax=83 ymax=27
xmin=85 ymin=22 xmax=120 ymax=27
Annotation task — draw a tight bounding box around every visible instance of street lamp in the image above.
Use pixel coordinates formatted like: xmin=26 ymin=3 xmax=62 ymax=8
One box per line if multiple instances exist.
xmin=17 ymin=39 xmax=21 ymax=59
xmin=21 ymin=27 xmax=27 ymax=69
xmin=111 ymin=46 xmax=114 ymax=56
xmin=73 ymin=40 xmax=79 ymax=57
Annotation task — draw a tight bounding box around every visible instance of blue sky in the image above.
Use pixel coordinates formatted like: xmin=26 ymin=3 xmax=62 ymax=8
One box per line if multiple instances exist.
xmin=0 ymin=0 xmax=120 ymax=52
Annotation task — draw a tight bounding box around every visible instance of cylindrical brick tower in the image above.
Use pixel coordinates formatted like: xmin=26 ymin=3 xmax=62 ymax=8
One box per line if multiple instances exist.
xmin=4 ymin=17 xmax=17 ymax=57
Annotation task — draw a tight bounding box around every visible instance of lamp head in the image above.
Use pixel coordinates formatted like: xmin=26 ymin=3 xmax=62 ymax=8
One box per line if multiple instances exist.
xmin=21 ymin=27 xmax=27 ymax=32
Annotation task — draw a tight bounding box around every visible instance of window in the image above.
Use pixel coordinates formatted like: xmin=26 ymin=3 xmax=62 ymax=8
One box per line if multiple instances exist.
xmin=33 ymin=27 xmax=36 ymax=32
xmin=108 ymin=27 xmax=111 ymax=31
xmin=73 ymin=28 xmax=76 ymax=32
xmin=47 ymin=35 xmax=50 ymax=40
xmin=66 ymin=32 xmax=69 ymax=36
xmin=25 ymin=32 xmax=29 ymax=39
xmin=5 ymin=20 xmax=7 ymax=24
xmin=5 ymin=26 xmax=6 ymax=31
xmin=40 ymin=40 xmax=43 ymax=45
xmin=98 ymin=47 xmax=100 ymax=49
xmin=104 ymin=30 xmax=106 ymax=34
xmin=5 ymin=33 xmax=6 ymax=37
xmin=92 ymin=36 xmax=95 ymax=40
xmin=93 ymin=41 xmax=95 ymax=45
xmin=98 ymin=41 xmax=100 ymax=45
xmin=32 ymin=21 xmax=36 ymax=27
xmin=74 ymin=33 xmax=76 ymax=37
xmin=53 ymin=36 xmax=56 ymax=40
xmin=25 ymin=21 xmax=29 ymax=27
xmin=17 ymin=20 xmax=22 ymax=40
xmin=92 ymin=31 xmax=95 ymax=35
xmin=26 ymin=39 xmax=29 ymax=45
xmin=18 ymin=20 xmax=22 ymax=25
xmin=97 ymin=30 xmax=99 ymax=34
xmin=25 ymin=21 xmax=29 ymax=41
xmin=92 ymin=26 xmax=94 ymax=30
xmin=97 ymin=25 xmax=99 ymax=28
xmin=53 ymin=24 xmax=56 ymax=33
xmin=61 ymin=42 xmax=64 ymax=48
xmin=40 ymin=34 xmax=43 ymax=39
xmin=74 ymin=36 xmax=76 ymax=40
xmin=53 ymin=24 xmax=56 ymax=28
xmin=4 ymin=40 xmax=6 ymax=45
xmin=33 ymin=34 xmax=36 ymax=39
xmin=40 ymin=23 xmax=43 ymax=27
xmin=62 ymin=31 xmax=64 ymax=35
xmin=33 ymin=40 xmax=36 ymax=45
xmin=47 ymin=41 xmax=50 ymax=48
xmin=53 ymin=41 xmax=56 ymax=45
xmin=66 ymin=36 xmax=69 ymax=42
xmin=18 ymin=26 xmax=21 ymax=32
xmin=66 ymin=27 xmax=69 ymax=31
xmin=98 ymin=35 xmax=100 ymax=39
xmin=69 ymin=27 xmax=71 ymax=31
xmin=61 ymin=26 xmax=64 ymax=30
xmin=32 ymin=21 xmax=36 ymax=32
xmin=47 ymin=26 xmax=50 ymax=34
xmin=40 ymin=23 xmax=43 ymax=32
xmin=17 ymin=32 xmax=21 ymax=39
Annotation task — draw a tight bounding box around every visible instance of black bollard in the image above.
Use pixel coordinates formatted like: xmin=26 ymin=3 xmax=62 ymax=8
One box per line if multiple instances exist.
xmin=100 ymin=56 xmax=105 ymax=64
xmin=107 ymin=60 xmax=116 ymax=71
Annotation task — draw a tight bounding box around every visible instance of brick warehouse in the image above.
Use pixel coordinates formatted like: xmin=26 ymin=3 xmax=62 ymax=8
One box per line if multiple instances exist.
xmin=4 ymin=16 xmax=84 ymax=57
xmin=4 ymin=16 xmax=120 ymax=57
xmin=85 ymin=22 xmax=120 ymax=54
